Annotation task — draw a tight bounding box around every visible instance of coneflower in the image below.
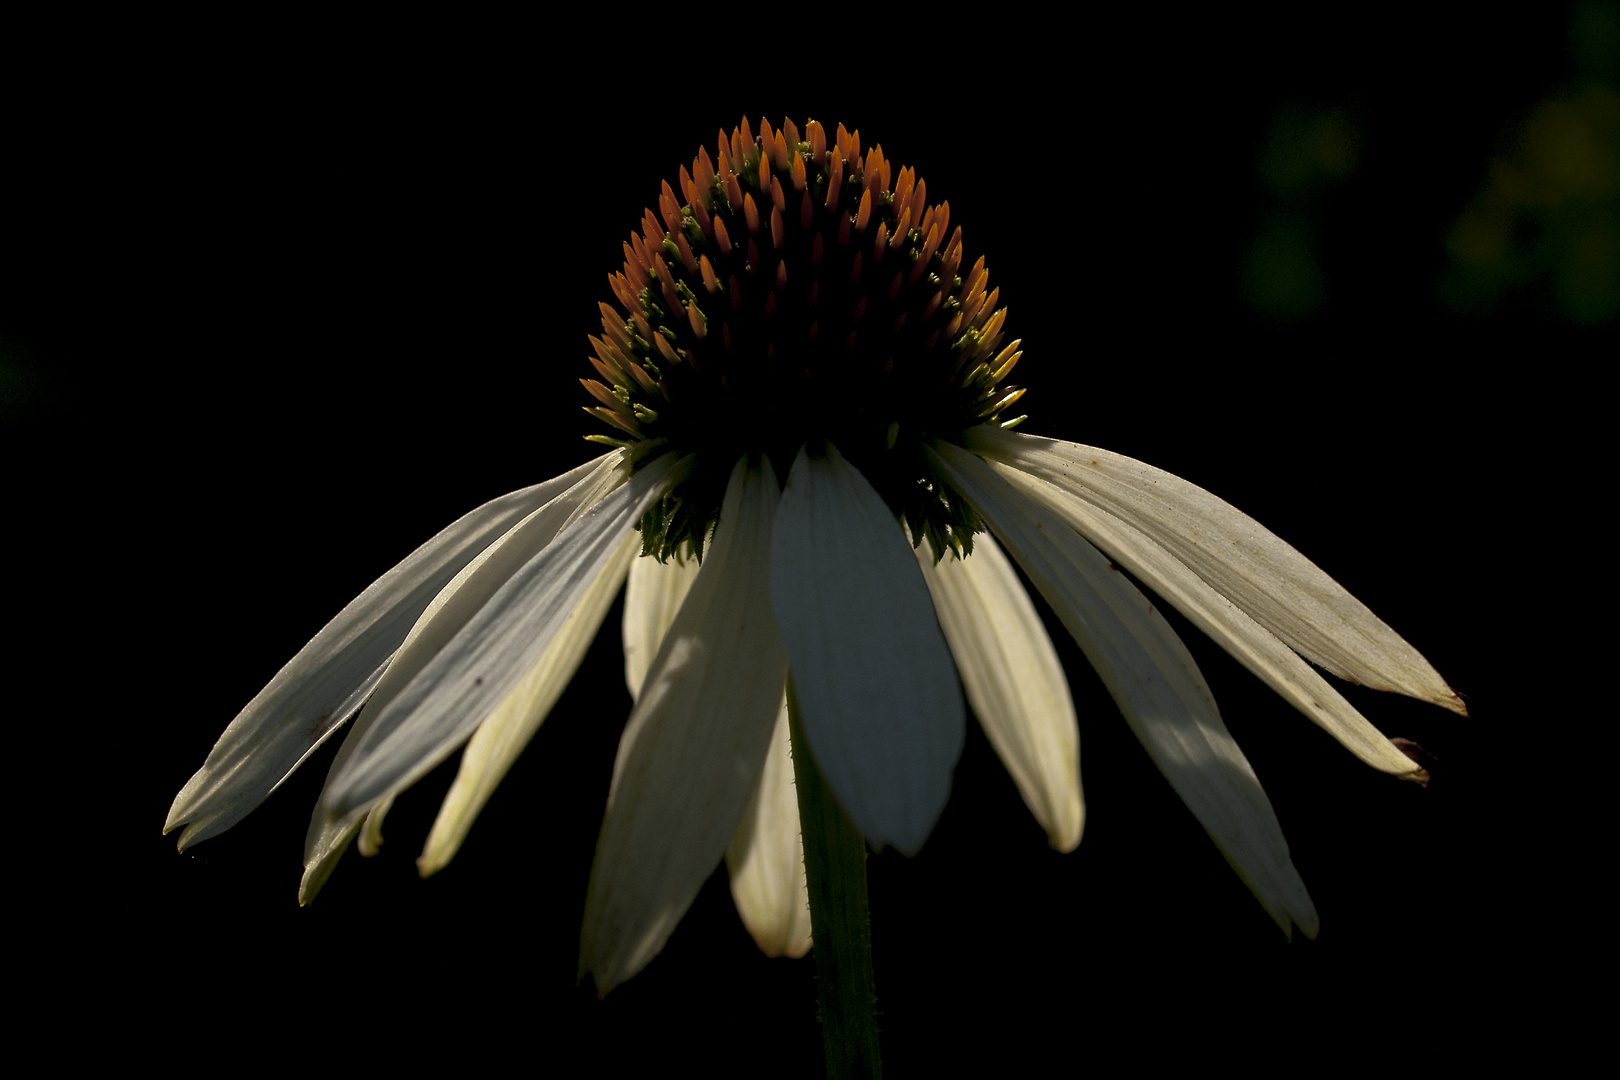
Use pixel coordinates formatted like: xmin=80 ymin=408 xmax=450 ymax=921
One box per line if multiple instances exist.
xmin=167 ymin=117 xmax=1462 ymax=1075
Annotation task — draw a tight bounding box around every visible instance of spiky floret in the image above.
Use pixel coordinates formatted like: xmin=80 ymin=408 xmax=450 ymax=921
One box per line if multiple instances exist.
xmin=584 ymin=117 xmax=1027 ymax=561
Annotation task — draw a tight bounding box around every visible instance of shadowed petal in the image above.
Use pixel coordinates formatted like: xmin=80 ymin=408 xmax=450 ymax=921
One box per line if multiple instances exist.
xmin=164 ymin=453 xmax=618 ymax=852
xmin=726 ymin=696 xmax=813 ymax=958
xmin=916 ymin=533 xmax=1083 ymax=852
xmin=966 ymin=425 xmax=1464 ymax=715
xmin=770 ymin=444 xmax=965 ymax=856
xmin=983 ymin=458 xmax=1424 ymax=778
xmin=315 ymin=453 xmax=684 ymax=834
xmin=932 ymin=441 xmax=1318 ymax=938
xmin=581 ymin=456 xmax=788 ymax=992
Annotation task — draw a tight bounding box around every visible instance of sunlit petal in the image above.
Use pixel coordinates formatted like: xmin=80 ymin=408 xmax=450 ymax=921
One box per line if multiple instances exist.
xmin=726 ymin=696 xmax=813 ymax=958
xmin=932 ymin=441 xmax=1318 ymax=937
xmin=770 ymin=444 xmax=965 ymax=856
xmin=415 ymin=526 xmax=639 ymax=877
xmin=163 ymin=454 xmax=618 ymax=851
xmin=983 ymin=457 xmax=1423 ymax=778
xmin=916 ymin=533 xmax=1083 ymax=852
xmin=580 ymin=456 xmax=788 ymax=992
xmin=629 ymin=551 xmax=809 ymax=959
xmin=622 ymin=548 xmax=702 ymax=701
xmin=316 ymin=454 xmax=684 ymax=826
xmin=966 ymin=425 xmax=1464 ymax=715
xmin=358 ymin=797 xmax=391 ymax=857
xmin=296 ymin=453 xmax=636 ymax=900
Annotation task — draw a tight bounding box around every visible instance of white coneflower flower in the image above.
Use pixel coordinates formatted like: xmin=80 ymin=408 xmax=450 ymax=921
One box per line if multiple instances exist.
xmin=165 ymin=116 xmax=1462 ymax=998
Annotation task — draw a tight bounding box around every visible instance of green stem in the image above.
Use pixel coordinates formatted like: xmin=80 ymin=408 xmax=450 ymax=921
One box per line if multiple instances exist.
xmin=787 ymin=677 xmax=883 ymax=1080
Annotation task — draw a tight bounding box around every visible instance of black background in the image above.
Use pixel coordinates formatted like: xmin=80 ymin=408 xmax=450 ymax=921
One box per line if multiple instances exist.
xmin=5 ymin=7 xmax=1602 ymax=1072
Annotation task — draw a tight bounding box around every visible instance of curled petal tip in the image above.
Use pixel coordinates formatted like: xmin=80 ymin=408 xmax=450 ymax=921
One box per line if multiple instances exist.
xmin=1391 ymin=737 xmax=1436 ymax=786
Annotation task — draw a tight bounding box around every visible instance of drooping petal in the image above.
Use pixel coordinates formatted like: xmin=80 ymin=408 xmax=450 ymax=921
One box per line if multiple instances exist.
xmin=414 ymin=525 xmax=639 ymax=877
xmin=163 ymin=453 xmax=618 ymax=851
xmin=316 ymin=453 xmax=685 ymax=826
xmin=580 ymin=455 xmax=788 ymax=992
xmin=932 ymin=441 xmax=1318 ymax=937
xmin=298 ymin=452 xmax=636 ymax=900
xmin=622 ymin=549 xmax=702 ymax=701
xmin=769 ymin=444 xmax=966 ymax=856
xmin=966 ymin=425 xmax=1464 ymax=715
xmin=983 ymin=457 xmax=1424 ymax=778
xmin=915 ymin=533 xmax=1083 ymax=852
xmin=725 ymin=695 xmax=813 ymax=958
xmin=628 ymin=551 xmax=809 ymax=960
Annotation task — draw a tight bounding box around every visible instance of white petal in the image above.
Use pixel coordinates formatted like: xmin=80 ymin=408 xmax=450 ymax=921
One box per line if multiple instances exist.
xmin=295 ymin=452 xmax=637 ymax=900
xmin=725 ymin=695 xmax=813 ymax=958
xmin=769 ymin=444 xmax=965 ymax=856
xmin=357 ymin=797 xmax=391 ymax=857
xmin=622 ymin=549 xmax=701 ymax=701
xmin=298 ymin=817 xmax=362 ymax=904
xmin=984 ymin=458 xmax=1423 ymax=778
xmin=628 ymin=545 xmax=809 ymax=959
xmin=580 ymin=455 xmax=788 ymax=992
xmin=931 ymin=442 xmax=1318 ymax=937
xmin=916 ymin=533 xmax=1084 ymax=852
xmin=966 ymin=425 xmax=1464 ymax=715
xmin=414 ymin=525 xmax=639 ymax=877
xmin=316 ymin=453 xmax=684 ymax=826
xmin=163 ymin=453 xmax=618 ymax=851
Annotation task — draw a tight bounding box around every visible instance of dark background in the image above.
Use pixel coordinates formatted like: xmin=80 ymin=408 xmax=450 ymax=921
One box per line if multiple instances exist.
xmin=6 ymin=5 xmax=1607 ymax=1071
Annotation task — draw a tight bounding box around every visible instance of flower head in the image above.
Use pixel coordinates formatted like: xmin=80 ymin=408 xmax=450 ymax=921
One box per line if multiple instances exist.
xmin=166 ymin=117 xmax=1463 ymax=995
xmin=583 ymin=117 xmax=1019 ymax=564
